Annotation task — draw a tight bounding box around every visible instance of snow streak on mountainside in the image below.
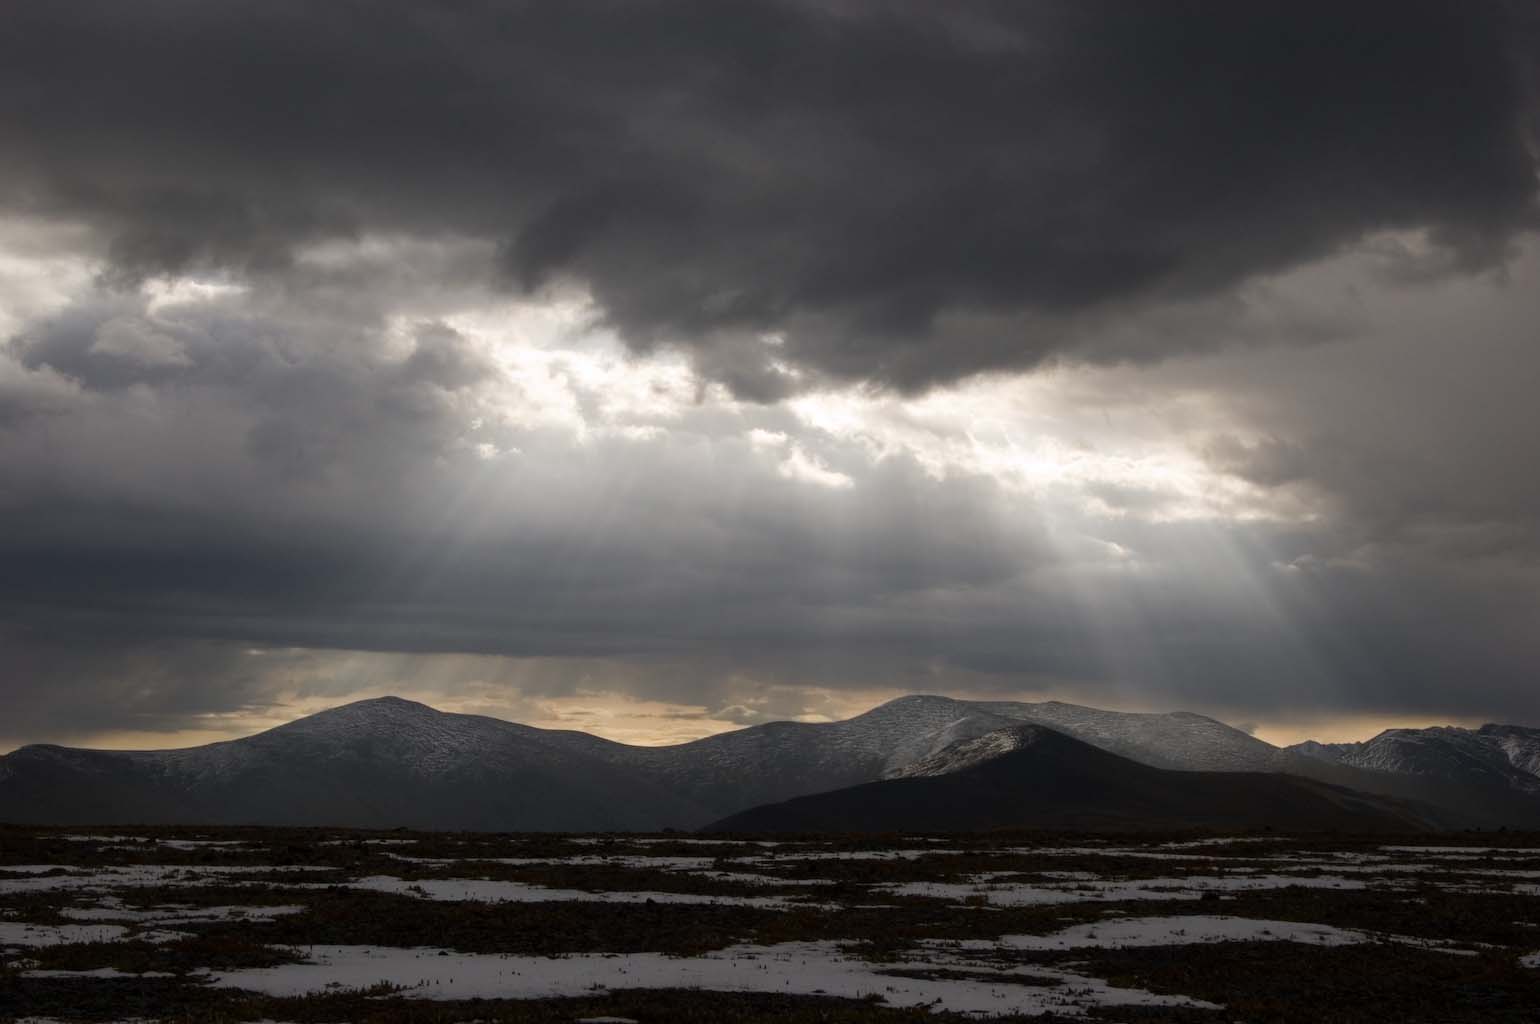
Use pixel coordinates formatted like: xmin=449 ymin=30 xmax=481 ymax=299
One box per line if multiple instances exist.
xmin=972 ymin=701 xmax=1284 ymax=772
xmin=1485 ymin=725 xmax=1540 ymax=778
xmin=890 ymin=727 xmax=1037 ymax=779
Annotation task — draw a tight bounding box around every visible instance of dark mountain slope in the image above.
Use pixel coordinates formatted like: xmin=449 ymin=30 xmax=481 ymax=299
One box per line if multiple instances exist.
xmin=0 ymin=697 xmax=711 ymax=830
xmin=705 ymin=725 xmax=1435 ymax=834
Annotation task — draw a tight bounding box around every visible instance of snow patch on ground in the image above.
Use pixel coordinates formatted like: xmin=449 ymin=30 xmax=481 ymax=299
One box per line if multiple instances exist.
xmin=940 ymin=915 xmax=1478 ymax=954
xmin=485 ymin=855 xmax=721 ymax=871
xmin=1381 ymin=846 xmax=1538 ymax=857
xmin=0 ymin=922 xmax=129 ymax=947
xmin=343 ymin=875 xmax=801 ymax=908
xmin=60 ymin=903 xmax=304 ymax=924
xmin=208 ymin=940 xmax=1217 ymax=1017
xmin=21 ymin=967 xmax=178 ymax=979
xmin=0 ymin=864 xmax=334 ymax=895
xmin=878 ymin=872 xmax=1378 ymax=907
xmin=749 ymin=849 xmax=968 ymax=863
xmin=56 ymin=835 xmax=247 ymax=850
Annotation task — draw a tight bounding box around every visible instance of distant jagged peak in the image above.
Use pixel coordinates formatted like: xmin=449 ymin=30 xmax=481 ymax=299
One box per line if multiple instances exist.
xmin=1288 ymin=739 xmax=1352 ymax=763
xmin=1480 ymin=722 xmax=1540 ymax=737
xmin=1285 ymin=722 xmax=1540 ymax=795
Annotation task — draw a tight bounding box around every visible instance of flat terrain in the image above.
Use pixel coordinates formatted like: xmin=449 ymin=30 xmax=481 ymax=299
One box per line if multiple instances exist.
xmin=3 ymin=826 xmax=1539 ymax=1022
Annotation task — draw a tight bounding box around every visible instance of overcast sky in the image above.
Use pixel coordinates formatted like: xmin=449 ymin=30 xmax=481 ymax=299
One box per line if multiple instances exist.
xmin=2 ymin=1 xmax=1538 ymax=751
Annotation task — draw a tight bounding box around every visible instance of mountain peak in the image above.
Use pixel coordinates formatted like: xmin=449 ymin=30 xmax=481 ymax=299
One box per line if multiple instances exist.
xmin=288 ymin=695 xmax=443 ymax=723
xmin=264 ymin=694 xmax=449 ymax=742
xmin=337 ymin=695 xmax=437 ymax=712
xmin=869 ymin=694 xmax=964 ymax=712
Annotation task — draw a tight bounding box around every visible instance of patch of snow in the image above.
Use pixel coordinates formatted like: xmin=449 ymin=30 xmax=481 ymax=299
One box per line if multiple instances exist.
xmin=877 ymin=872 xmax=1378 ymax=907
xmin=889 ymin=725 xmax=1033 ymax=778
xmin=942 ymin=915 xmax=1476 ymax=955
xmin=54 ymin=835 xmax=245 ymax=850
xmin=629 ymin=838 xmax=784 ymax=847
xmin=743 ymin=848 xmax=971 ymax=863
xmin=1381 ymin=846 xmax=1537 ymax=856
xmin=21 ymin=967 xmax=178 ymax=979
xmin=209 ymin=940 xmax=1216 ymax=1017
xmin=698 ymin=871 xmax=837 ymax=887
xmin=0 ymin=922 xmax=129 ymax=947
xmin=342 ymin=875 xmax=799 ymax=908
xmin=485 ymin=855 xmax=720 ymax=870
xmin=60 ymin=903 xmax=304 ymax=924
xmin=0 ymin=863 xmax=334 ymax=895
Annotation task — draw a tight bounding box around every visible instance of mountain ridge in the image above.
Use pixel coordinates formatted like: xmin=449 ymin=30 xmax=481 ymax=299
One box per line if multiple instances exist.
xmin=2 ymin=694 xmax=1537 ymax=830
xmin=707 ymin=724 xmax=1435 ymax=834
xmin=1286 ymin=722 xmax=1540 ymax=797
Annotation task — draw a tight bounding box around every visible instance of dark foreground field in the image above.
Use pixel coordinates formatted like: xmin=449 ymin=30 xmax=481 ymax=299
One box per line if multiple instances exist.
xmin=3 ymin=826 xmax=1540 ymax=1022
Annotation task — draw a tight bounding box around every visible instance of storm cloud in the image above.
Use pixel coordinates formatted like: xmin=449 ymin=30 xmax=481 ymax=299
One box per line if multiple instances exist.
xmin=1 ymin=1 xmax=1538 ymax=749
xmin=2 ymin=0 xmax=1535 ymax=392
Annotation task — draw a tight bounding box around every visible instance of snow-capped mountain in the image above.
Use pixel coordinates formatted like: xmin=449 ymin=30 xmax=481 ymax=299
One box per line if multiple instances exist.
xmin=561 ymin=693 xmax=1281 ymax=813
xmin=2 ymin=694 xmax=1536 ymax=830
xmin=1287 ymin=724 xmax=1540 ymax=796
xmin=552 ymin=696 xmax=1025 ymax=816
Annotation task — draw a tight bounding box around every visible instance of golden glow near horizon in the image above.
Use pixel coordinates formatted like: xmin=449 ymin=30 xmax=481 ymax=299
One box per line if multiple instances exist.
xmin=15 ymin=687 xmax=900 ymax=754
xmin=1251 ymin=716 xmax=1489 ymax=749
xmin=2 ymin=684 xmax=1484 ymax=756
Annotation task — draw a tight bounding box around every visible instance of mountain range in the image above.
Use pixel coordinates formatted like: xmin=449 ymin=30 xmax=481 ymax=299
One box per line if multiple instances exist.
xmin=707 ymin=725 xmax=1431 ymax=833
xmin=1 ymin=694 xmax=1536 ymax=831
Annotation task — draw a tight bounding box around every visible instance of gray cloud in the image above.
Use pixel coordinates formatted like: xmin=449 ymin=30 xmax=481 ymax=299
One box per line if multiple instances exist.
xmin=1 ymin=1 xmax=1534 ymax=392
xmin=2 ymin=2 xmax=1539 ymax=747
xmin=5 ymin=247 xmax=1540 ymax=737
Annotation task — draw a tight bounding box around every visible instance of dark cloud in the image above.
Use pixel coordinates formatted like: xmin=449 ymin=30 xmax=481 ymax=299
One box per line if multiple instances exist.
xmin=2 ymin=1 xmax=1539 ymax=747
xmin=1 ymin=0 xmax=1533 ymax=392
xmin=0 ymin=290 xmax=1057 ymax=697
